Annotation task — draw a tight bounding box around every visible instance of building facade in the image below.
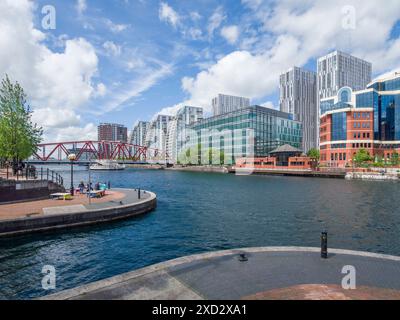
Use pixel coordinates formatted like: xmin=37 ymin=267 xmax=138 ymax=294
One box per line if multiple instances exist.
xmin=144 ymin=115 xmax=174 ymax=152
xmin=212 ymin=94 xmax=250 ymax=116
xmin=166 ymin=106 xmax=203 ymax=163
xmin=129 ymin=121 xmax=149 ymax=146
xmin=280 ymin=66 xmax=318 ymax=152
xmin=185 ymin=105 xmax=302 ymax=165
xmin=317 ymin=51 xmax=372 ymax=100
xmin=319 ymin=72 xmax=400 ymax=167
xmin=97 ymin=123 xmax=128 ymax=142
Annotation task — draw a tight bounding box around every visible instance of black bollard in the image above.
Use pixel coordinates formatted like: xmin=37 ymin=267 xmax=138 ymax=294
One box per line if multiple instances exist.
xmin=321 ymin=232 xmax=328 ymax=259
xmin=138 ymin=188 xmax=141 ymax=199
xmin=238 ymin=253 xmax=248 ymax=262
xmin=108 ymin=181 xmax=111 ymax=189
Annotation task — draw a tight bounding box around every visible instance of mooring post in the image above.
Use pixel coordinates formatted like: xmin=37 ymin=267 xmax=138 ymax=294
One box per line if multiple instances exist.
xmin=321 ymin=231 xmax=328 ymax=259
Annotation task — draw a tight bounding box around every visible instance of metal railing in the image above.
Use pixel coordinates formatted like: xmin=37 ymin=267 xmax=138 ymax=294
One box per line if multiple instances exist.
xmin=0 ymin=165 xmax=64 ymax=186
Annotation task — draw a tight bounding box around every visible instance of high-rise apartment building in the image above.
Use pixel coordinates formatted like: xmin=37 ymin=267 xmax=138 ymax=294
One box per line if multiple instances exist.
xmin=317 ymin=50 xmax=372 ymax=100
xmin=212 ymin=94 xmax=250 ymax=116
xmin=166 ymin=106 xmax=203 ymax=163
xmin=97 ymin=123 xmax=128 ymax=142
xmin=144 ymin=115 xmax=174 ymax=151
xmin=280 ymin=67 xmax=317 ymax=152
xmin=129 ymin=121 xmax=149 ymax=146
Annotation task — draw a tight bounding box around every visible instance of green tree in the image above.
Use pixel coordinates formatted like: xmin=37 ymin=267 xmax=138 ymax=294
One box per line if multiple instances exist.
xmin=0 ymin=75 xmax=42 ymax=166
xmin=306 ymin=148 xmax=320 ymax=169
xmin=307 ymin=148 xmax=320 ymax=160
xmin=390 ymin=151 xmax=399 ymax=166
xmin=353 ymin=148 xmax=372 ymax=167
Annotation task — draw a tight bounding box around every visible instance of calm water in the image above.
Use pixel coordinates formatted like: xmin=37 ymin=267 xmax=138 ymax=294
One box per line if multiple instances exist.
xmin=1 ymin=167 xmax=400 ymax=299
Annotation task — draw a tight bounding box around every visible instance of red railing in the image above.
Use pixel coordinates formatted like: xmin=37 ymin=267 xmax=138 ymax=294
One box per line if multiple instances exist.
xmin=32 ymin=140 xmax=167 ymax=162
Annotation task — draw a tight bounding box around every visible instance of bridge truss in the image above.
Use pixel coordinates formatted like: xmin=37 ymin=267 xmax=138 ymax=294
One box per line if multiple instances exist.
xmin=32 ymin=140 xmax=168 ymax=162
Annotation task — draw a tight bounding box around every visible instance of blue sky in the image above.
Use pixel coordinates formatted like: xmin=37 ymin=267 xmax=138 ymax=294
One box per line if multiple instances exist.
xmin=1 ymin=0 xmax=400 ymax=141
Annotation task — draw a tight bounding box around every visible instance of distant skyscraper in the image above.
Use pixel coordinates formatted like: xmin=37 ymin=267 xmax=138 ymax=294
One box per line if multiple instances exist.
xmin=129 ymin=121 xmax=149 ymax=146
xmin=317 ymin=50 xmax=372 ymax=100
xmin=97 ymin=123 xmax=128 ymax=142
xmin=212 ymin=94 xmax=250 ymax=116
xmin=280 ymin=67 xmax=317 ymax=152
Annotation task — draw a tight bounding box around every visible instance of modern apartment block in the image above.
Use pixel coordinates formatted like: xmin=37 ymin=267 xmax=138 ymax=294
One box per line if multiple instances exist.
xmin=129 ymin=121 xmax=149 ymax=146
xmin=279 ymin=67 xmax=317 ymax=152
xmin=317 ymin=51 xmax=372 ymax=100
xmin=144 ymin=114 xmax=174 ymax=151
xmin=97 ymin=123 xmax=128 ymax=142
xmin=166 ymin=106 xmax=203 ymax=163
xmin=186 ymin=105 xmax=302 ymax=165
xmin=319 ymin=71 xmax=400 ymax=167
xmin=212 ymin=94 xmax=250 ymax=116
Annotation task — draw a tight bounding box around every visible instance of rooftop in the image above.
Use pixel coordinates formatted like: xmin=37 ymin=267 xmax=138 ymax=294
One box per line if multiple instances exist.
xmin=269 ymin=144 xmax=303 ymax=154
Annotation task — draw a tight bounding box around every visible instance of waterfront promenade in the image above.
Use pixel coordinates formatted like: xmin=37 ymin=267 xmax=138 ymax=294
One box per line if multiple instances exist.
xmin=0 ymin=188 xmax=156 ymax=237
xmin=43 ymin=247 xmax=400 ymax=300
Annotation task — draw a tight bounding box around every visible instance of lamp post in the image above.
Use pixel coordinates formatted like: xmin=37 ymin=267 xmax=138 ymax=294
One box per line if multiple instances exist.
xmin=68 ymin=153 xmax=77 ymax=195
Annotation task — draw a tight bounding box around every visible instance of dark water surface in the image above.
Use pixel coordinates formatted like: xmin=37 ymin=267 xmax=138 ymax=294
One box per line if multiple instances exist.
xmin=1 ymin=167 xmax=399 ymax=299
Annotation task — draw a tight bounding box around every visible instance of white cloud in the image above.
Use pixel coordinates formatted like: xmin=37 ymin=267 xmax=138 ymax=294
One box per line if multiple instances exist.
xmin=159 ymin=2 xmax=180 ymax=28
xmin=0 ymin=1 xmax=99 ymax=142
xmin=95 ymin=83 xmax=107 ymax=97
xmin=221 ymin=25 xmax=240 ymax=44
xmin=260 ymin=101 xmax=278 ymax=110
xmin=99 ymin=62 xmax=173 ymax=114
xmin=103 ymin=41 xmax=122 ymax=56
xmin=207 ymin=6 xmax=226 ymax=37
xmin=76 ymin=0 xmax=87 ymax=15
xmin=190 ymin=11 xmax=202 ymax=21
xmin=176 ymin=0 xmax=400 ymax=115
xmin=45 ymin=123 xmax=98 ymax=142
xmin=105 ymin=19 xmax=129 ymax=33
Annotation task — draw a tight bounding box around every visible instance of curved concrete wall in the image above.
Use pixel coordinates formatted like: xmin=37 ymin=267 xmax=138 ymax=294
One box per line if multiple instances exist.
xmin=0 ymin=191 xmax=156 ymax=237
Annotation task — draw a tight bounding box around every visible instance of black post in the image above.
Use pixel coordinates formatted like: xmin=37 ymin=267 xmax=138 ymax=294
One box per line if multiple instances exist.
xmin=70 ymin=161 xmax=74 ymax=195
xmin=47 ymin=168 xmax=49 ymax=181
xmin=321 ymin=232 xmax=328 ymax=259
xmin=6 ymin=165 xmax=9 ymax=180
xmin=138 ymin=188 xmax=141 ymax=199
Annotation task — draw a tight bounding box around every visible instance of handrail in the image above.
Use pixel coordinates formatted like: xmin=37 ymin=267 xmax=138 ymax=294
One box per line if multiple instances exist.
xmin=0 ymin=165 xmax=64 ymax=187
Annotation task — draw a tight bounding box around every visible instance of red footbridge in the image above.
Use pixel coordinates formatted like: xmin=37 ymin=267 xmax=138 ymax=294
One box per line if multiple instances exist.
xmin=29 ymin=140 xmax=168 ymax=164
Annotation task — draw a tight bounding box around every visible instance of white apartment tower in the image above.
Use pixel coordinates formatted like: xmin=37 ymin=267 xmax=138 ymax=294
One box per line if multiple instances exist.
xmin=144 ymin=115 xmax=173 ymax=152
xmin=212 ymin=94 xmax=250 ymax=116
xmin=129 ymin=121 xmax=149 ymax=146
xmin=279 ymin=67 xmax=317 ymax=152
xmin=166 ymin=106 xmax=203 ymax=163
xmin=317 ymin=50 xmax=372 ymax=100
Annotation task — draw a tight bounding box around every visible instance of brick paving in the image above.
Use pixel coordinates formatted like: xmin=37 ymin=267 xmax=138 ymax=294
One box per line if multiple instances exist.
xmin=0 ymin=191 xmax=126 ymax=220
xmin=242 ymin=284 xmax=400 ymax=300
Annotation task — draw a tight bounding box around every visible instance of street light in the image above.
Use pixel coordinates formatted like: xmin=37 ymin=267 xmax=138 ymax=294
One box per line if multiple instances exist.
xmin=68 ymin=153 xmax=77 ymax=195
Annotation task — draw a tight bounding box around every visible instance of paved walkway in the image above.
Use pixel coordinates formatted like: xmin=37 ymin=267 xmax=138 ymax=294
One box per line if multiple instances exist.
xmin=43 ymin=247 xmax=400 ymax=300
xmin=0 ymin=189 xmax=149 ymax=221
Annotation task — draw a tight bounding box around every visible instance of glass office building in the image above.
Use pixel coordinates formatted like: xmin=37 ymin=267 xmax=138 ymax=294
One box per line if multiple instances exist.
xmin=319 ymin=72 xmax=400 ymax=167
xmin=184 ymin=105 xmax=302 ymax=165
